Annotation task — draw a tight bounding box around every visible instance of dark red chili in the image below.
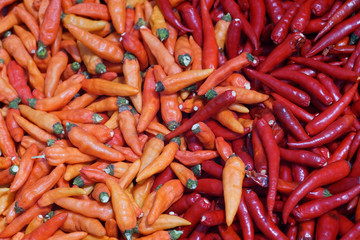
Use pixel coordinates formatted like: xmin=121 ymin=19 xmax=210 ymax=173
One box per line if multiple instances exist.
xmin=164 ymin=90 xmax=236 ymax=141
xmin=280 ymin=148 xmax=326 ymax=168
xmin=293 ymin=184 xmax=360 ymax=221
xmin=185 ymin=130 xmax=204 ymax=152
xmin=290 ymin=0 xmax=315 ymax=33
xmin=7 ymin=61 xmax=34 ymax=105
xmin=218 ymin=225 xmax=241 ymax=240
xmin=282 ymin=160 xmax=351 ymax=223
xmin=237 ymin=193 xmax=254 ymax=240
xmin=348 ymin=130 xmax=360 ymax=160
xmin=327 ymin=132 xmax=356 ymax=163
xmin=179 ymin=197 xmax=211 ymax=238
xmin=168 ymin=192 xmax=201 ymax=214
xmin=252 ymin=127 xmax=267 ymax=174
xmin=200 ymin=210 xmax=225 ymax=226
xmin=226 ymin=18 xmax=242 ymax=59
xmin=177 ymin=2 xmax=203 ymax=47
xmin=150 ymin=166 xmax=176 ymax=191
xmin=244 ymin=0 xmax=265 ymax=53
xmin=264 ymin=0 xmax=285 ymax=24
xmin=280 ymin=162 xmax=293 ymax=182
xmin=205 ymin=120 xmax=242 ymax=140
xmin=297 ymin=220 xmax=315 ymax=240
xmin=194 ymin=178 xmax=223 ymax=196
xmin=244 ymin=69 xmax=311 ymax=108
xmin=291 ymin=164 xmax=309 ymax=183
xmin=341 ymin=221 xmax=360 ymax=240
xmin=304 ymin=18 xmax=327 ymax=34
xmin=188 ymin=223 xmax=209 ymax=240
xmin=201 ymin=160 xmax=223 ymax=179
xmin=312 ymin=0 xmax=336 ymax=16
xmin=201 ymin=0 xmax=218 ymax=70
xmin=232 ymin=139 xmax=255 ymax=171
xmin=327 ymin=177 xmax=360 ymax=195
xmin=156 ymin=0 xmax=192 ymax=32
xmin=338 ymin=214 xmax=355 ymax=237
xmin=203 ymin=233 xmax=222 ymax=240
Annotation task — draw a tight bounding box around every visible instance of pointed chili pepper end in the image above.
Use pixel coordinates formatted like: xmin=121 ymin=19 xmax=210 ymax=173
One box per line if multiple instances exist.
xmin=205 ymin=89 xmax=217 ymax=100
xmin=155 ymin=133 xmax=164 ymax=141
xmin=53 ymin=122 xmax=65 ymax=135
xmin=167 ymin=121 xmax=180 ymax=131
xmin=99 ymin=192 xmax=110 ymax=203
xmin=157 ymin=28 xmax=169 ymax=42
xmin=155 ymin=81 xmax=165 ymax=92
xmin=8 ymin=98 xmax=21 ymax=109
xmin=178 ymin=54 xmax=192 ymax=67
xmin=92 ymin=113 xmax=103 ymax=124
xmin=169 ymin=230 xmax=183 ymax=240
xmin=191 ymin=164 xmax=201 ymax=177
xmin=28 ymin=98 xmax=37 ymax=109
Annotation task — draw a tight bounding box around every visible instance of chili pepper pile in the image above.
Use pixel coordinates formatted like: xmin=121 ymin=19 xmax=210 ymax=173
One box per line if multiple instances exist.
xmin=1 ymin=0 xmax=360 ymax=239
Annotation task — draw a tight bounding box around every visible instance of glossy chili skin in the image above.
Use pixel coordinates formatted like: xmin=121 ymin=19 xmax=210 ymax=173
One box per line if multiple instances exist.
xmin=271 ymin=69 xmax=333 ymax=106
xmin=201 ymin=0 xmax=218 ymax=70
xmin=232 ymin=139 xmax=254 ymax=171
xmin=200 ymin=209 xmax=225 ymax=226
xmin=339 ymin=214 xmax=355 ymax=237
xmin=327 ymin=132 xmax=355 ymax=164
xmin=348 ymin=130 xmax=360 ymax=160
xmin=185 ymin=131 xmax=204 ymax=152
xmin=156 ymin=0 xmax=192 ymax=32
xmin=271 ymin=2 xmax=300 ymax=44
xmin=189 ymin=223 xmax=209 ymax=240
xmin=297 ymin=220 xmax=315 ymax=240
xmin=237 ymin=194 xmax=254 ymax=240
xmin=287 ymin=115 xmax=354 ymax=149
xmin=226 ymin=19 xmax=242 ymax=59
xmin=279 ymin=148 xmax=326 ymax=168
xmin=290 ymin=0 xmax=315 ymax=33
xmin=264 ymin=0 xmax=285 ymax=24
xmin=168 ymin=192 xmax=201 ymax=214
xmin=177 ymin=2 xmax=203 ymax=47
xmin=205 ymin=120 xmax=242 ymax=140
xmin=315 ymin=211 xmax=339 ymax=240
xmin=151 ymin=166 xmax=176 ymax=191
xmin=252 ymin=127 xmax=267 ymax=174
xmin=245 ymin=69 xmax=311 ymax=108
xmin=7 ymin=61 xmax=34 ymax=105
xmin=202 ymin=160 xmax=223 ymax=179
xmin=293 ymin=184 xmax=360 ymax=221
xmin=180 ymin=197 xmax=211 ymax=238
xmin=243 ymin=190 xmax=288 ymax=240
xmin=193 ymin=178 xmax=223 ymax=196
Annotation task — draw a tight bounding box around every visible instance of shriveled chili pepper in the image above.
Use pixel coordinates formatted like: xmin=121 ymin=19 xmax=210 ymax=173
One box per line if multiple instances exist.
xmin=282 ymin=160 xmax=351 ymax=223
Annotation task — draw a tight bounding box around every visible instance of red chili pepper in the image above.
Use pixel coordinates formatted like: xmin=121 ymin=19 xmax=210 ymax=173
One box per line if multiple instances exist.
xmin=282 ymin=160 xmax=351 ymax=223
xmin=226 ymin=19 xmax=242 ymax=59
xmin=200 ymin=209 xmax=225 ymax=226
xmin=277 ymin=178 xmax=331 ymax=200
xmin=205 ymin=120 xmax=242 ymax=140
xmin=245 ymin=69 xmax=311 ymax=107
xmin=288 ymin=114 xmax=354 ymax=149
xmin=252 ymin=127 xmax=267 ymax=174
xmin=341 ymin=221 xmax=360 ymax=240
xmin=201 ymin=0 xmax=218 ymax=69
xmin=185 ymin=130 xmax=204 ymax=152
xmin=218 ymin=225 xmax=241 ymax=240
xmin=248 ymin=0 xmax=266 ymax=46
xmin=164 ymin=90 xmax=236 ymax=141
xmin=168 ymin=192 xmax=201 ymax=214
xmin=280 ymin=148 xmax=326 ymax=168
xmin=194 ymin=178 xmax=223 ymax=196
xmin=327 ymin=177 xmax=360 ymax=195
xmin=243 ymin=189 xmax=288 ymax=240
xmin=150 ymin=166 xmax=176 ymax=191
xmin=179 ymin=197 xmax=211 ymax=238
xmin=339 ymin=214 xmax=355 ymax=237
xmin=155 ymin=0 xmax=192 ymax=32
xmin=290 ymin=0 xmax=315 ymax=33
xmin=220 ymin=0 xmax=259 ymax=50
xmin=297 ymin=220 xmax=315 ymax=240
xmin=264 ymin=0 xmax=285 ymax=24
xmin=327 ymin=132 xmax=356 ymax=163
xmin=7 ymin=61 xmax=34 ymax=105
xmin=202 ymin=160 xmax=223 ymax=179
xmin=188 ymin=223 xmax=209 ymax=240
xmin=232 ymin=139 xmax=254 ymax=171
xmin=203 ymin=233 xmax=222 ymax=240
xmin=312 ymin=0 xmax=335 ymax=16
xmin=348 ymin=130 xmax=360 ymax=160
xmin=177 ymin=2 xmax=202 ymax=47
xmin=293 ymin=184 xmax=360 ymax=221
xmin=237 ymin=193 xmax=254 ymax=240
xmin=272 ymin=69 xmax=333 ymax=106
xmin=271 ymin=2 xmax=300 ymax=44
xmin=292 ymin=164 xmax=309 ymax=183
xmin=255 ymin=118 xmax=279 ymax=217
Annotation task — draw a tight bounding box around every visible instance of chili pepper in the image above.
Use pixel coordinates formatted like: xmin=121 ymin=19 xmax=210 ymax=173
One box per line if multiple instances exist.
xmin=279 ymin=148 xmax=326 ymax=168
xmin=204 ymin=120 xmax=241 ymax=140
xmin=139 ymin=133 xmax=164 ymax=174
xmin=0 ymin=0 xmax=16 ymax=11
xmin=107 ymin=0 xmax=126 ymax=34
xmin=156 ymin=0 xmax=192 ymax=32
xmin=290 ymin=0 xmax=314 ymax=33
xmin=136 ymin=137 xmax=180 ymax=182
xmin=200 ymin=0 xmax=218 ymax=69
xmin=68 ymin=3 xmax=110 ymax=20
xmin=315 ymin=210 xmax=339 ymax=240
xmin=312 ymin=0 xmax=335 ymax=16
xmin=288 ymin=114 xmax=354 ymax=149
xmin=175 ymin=150 xmax=219 ymax=166
xmin=63 ymin=14 xmax=108 ymax=32
xmin=170 ymin=162 xmax=198 ymax=190
xmin=38 ymin=187 xmax=86 ymax=207
xmin=0 ymin=109 xmax=15 ymax=157
xmin=150 ymin=5 xmax=169 ymax=42
xmin=39 ymin=0 xmax=61 ymax=45
xmin=225 ymin=18 xmax=242 ymax=59
xmin=277 ymin=178 xmax=331 ymax=200
xmin=52 ymin=109 xmax=103 ymax=124
xmin=77 ymin=42 xmax=106 ymax=75
xmin=338 ymin=214 xmax=355 ymax=237
xmin=232 ymin=139 xmax=254 ymax=171
xmin=220 ymin=0 xmax=259 ymax=50
xmin=297 ymin=220 xmax=315 ymax=240
xmin=243 ymin=189 xmax=288 ymax=240
xmin=252 ymin=127 xmax=267 ymax=174
xmin=272 ymin=69 xmax=333 ymax=106
xmin=168 ymin=193 xmax=201 ymax=215
xmin=185 ymin=130 xmax=205 ymax=151
xmin=177 ymin=2 xmax=202 ymax=46
xmin=271 ymin=2 xmax=300 ymax=44
xmin=236 ymin=193 xmax=254 ymax=240
xmin=191 ymin=122 xmax=215 ymax=150
xmin=327 ymin=132 xmax=355 ymax=163
xmin=264 ymin=0 xmax=284 ymax=24
xmin=200 ymin=210 xmax=225 ymax=226
xmin=244 ymin=69 xmax=311 ymax=108
xmin=282 ymin=160 xmax=351 ymax=223
xmin=13 ymin=25 xmax=37 ymax=55
xmin=293 ymin=184 xmax=360 ymax=221
xmin=179 ymin=197 xmax=211 ymax=238
xmin=0 ymin=204 xmax=52 ymax=238
xmin=195 ymin=178 xmax=223 ymax=196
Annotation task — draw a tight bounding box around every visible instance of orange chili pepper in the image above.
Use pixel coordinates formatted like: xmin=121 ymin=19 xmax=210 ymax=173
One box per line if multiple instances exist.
xmin=210 ymin=86 xmax=269 ymax=105
xmin=38 ymin=187 xmax=87 ymax=207
xmin=0 ymin=11 xmax=21 ymax=35
xmin=63 ymin=14 xmax=108 ymax=32
xmin=67 ymin=24 xmax=124 ymax=63
xmin=51 ymin=25 xmax=62 ymax=55
xmin=85 ymin=97 xmax=118 ymax=113
xmin=27 ymin=59 xmax=45 ymax=94
xmin=214 ymin=13 xmax=232 ymax=51
xmin=220 ymin=73 xmax=251 ymax=89
xmin=13 ymin=25 xmax=37 ymax=54
xmin=92 ymin=183 xmax=111 ymax=204
xmin=64 ymin=93 xmax=98 ymax=110
xmin=139 ymin=134 xmax=164 ymax=173
xmin=0 ymin=113 xmax=17 ymax=157
xmin=6 ymin=101 xmax=24 ymax=143
xmin=188 ymin=35 xmax=202 ymax=70
xmin=39 ymin=0 xmax=61 ymax=46
xmin=133 ymin=176 xmax=154 ymax=208
xmin=60 ymin=39 xmax=82 ymax=63
xmin=213 ymin=109 xmax=244 ymax=134
xmin=106 ymin=178 xmax=137 ymax=234
xmin=136 ymin=137 xmax=180 ymax=183
xmin=42 ymin=146 xmax=96 ymax=166
xmin=223 ymin=154 xmax=245 ymax=226
xmin=44 ymin=51 xmax=68 ymax=98
xmin=191 ymin=122 xmax=216 ymax=150
xmin=3 ymin=34 xmax=32 ymax=69
xmin=125 ymin=7 xmax=135 ymax=33
xmin=170 ymin=162 xmax=198 ymax=190
xmin=108 ymin=0 xmax=126 ymax=34
xmin=174 ymin=35 xmax=193 ymax=67
xmin=25 ymin=215 xmax=43 ymax=234
xmin=118 ymin=159 xmax=141 ymax=189
xmin=67 ymin=3 xmax=111 ymax=21
xmin=66 ymin=123 xmax=125 ymax=162
xmin=123 ymin=53 xmax=142 ymax=112
xmin=147 ymin=179 xmax=184 ymax=224
xmin=54 ymin=74 xmax=85 ymax=97
xmin=175 ymin=150 xmax=219 ymax=166
xmin=118 ymin=104 xmax=142 ymax=156
xmin=215 ymin=136 xmax=234 ymax=161
xmin=81 ymin=78 xmax=139 ymax=96
xmin=150 ymin=5 xmax=169 ymax=42
xmin=77 ymin=41 xmax=106 ymax=75
xmin=164 ymin=23 xmax=177 ymax=56
xmin=14 ymin=4 xmax=39 ymax=40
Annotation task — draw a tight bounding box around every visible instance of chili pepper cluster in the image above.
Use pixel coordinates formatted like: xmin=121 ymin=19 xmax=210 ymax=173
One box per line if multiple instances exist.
xmin=0 ymin=0 xmax=360 ymax=239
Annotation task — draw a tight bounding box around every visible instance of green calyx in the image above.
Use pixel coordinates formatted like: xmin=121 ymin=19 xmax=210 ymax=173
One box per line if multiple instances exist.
xmin=36 ymin=41 xmax=48 ymax=59
xmin=178 ymin=53 xmax=192 ymax=67
xmin=186 ymin=179 xmax=198 ymax=190
xmin=99 ymin=192 xmax=110 ymax=203
xmin=155 ymin=133 xmax=164 ymax=141
xmin=9 ymin=98 xmax=21 ymax=109
xmin=350 ymin=33 xmax=359 ymax=45
xmin=169 ymin=230 xmax=183 ymax=240
xmin=129 ymin=106 xmax=138 ymax=115
xmin=65 ymin=122 xmax=77 ymax=133
xmin=92 ymin=113 xmax=103 ymax=124
xmin=155 ymin=184 xmax=162 ymax=191
xmin=135 ymin=18 xmax=147 ymax=29
xmin=221 ymin=13 xmax=232 ymax=22
xmin=155 ymin=81 xmax=165 ymax=92
xmin=167 ymin=121 xmax=180 ymax=131
xmin=123 ymin=52 xmax=137 ymax=61
xmin=191 ymin=164 xmax=201 ymax=177
xmin=183 ymin=84 xmax=197 ymax=92
xmin=71 ymin=62 xmax=81 ymax=71
xmin=205 ymin=89 xmax=218 ymax=100
xmin=47 ymin=139 xmax=56 ymax=147
xmin=157 ymin=28 xmax=169 ymax=42
xmin=118 ymin=104 xmax=131 ymax=113
xmin=60 ymin=13 xmax=66 ymax=21
xmin=95 ymin=63 xmax=107 ymax=74
xmin=73 ymin=176 xmax=85 ymax=187
xmin=28 ymin=98 xmax=37 ymax=109
xmin=170 ymin=136 xmax=181 ymax=146
xmin=53 ymin=122 xmax=65 ymax=135
xmin=104 ymin=164 xmax=115 ymax=176
xmin=76 ymin=0 xmax=84 ymax=3
xmin=44 ymin=211 xmax=54 ymax=222
xmin=0 ymin=59 xmax=4 ymax=64
xmin=117 ymin=97 xmax=129 ymax=107
xmin=14 ymin=202 xmax=24 ymax=214
xmin=82 ymin=71 xmax=91 ymax=79
xmin=323 ymin=188 xmax=332 ymax=197
xmin=246 ymin=53 xmax=255 ymax=62
xmin=2 ymin=31 xmax=11 ymax=38
xmin=9 ymin=165 xmax=19 ymax=175
xmin=191 ymin=123 xmax=201 ymax=134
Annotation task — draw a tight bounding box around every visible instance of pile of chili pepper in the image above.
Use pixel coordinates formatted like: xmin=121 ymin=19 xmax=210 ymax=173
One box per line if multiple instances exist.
xmin=1 ymin=0 xmax=360 ymax=239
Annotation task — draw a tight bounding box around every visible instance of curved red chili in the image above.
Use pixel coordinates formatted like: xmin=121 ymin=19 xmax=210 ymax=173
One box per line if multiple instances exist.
xmin=237 ymin=193 xmax=255 ymax=240
xmin=156 ymin=0 xmax=192 ymax=32
xmin=202 ymin=160 xmax=223 ymax=179
xmin=194 ymin=178 xmax=223 ymax=196
xmin=201 ymin=0 xmax=218 ymax=69
xmin=290 ymin=0 xmax=315 ymax=33
xmin=280 ymin=148 xmax=326 ymax=168
xmin=264 ymin=0 xmax=285 ymax=24
xmin=177 ymin=2 xmax=203 ymax=47
xmin=226 ymin=19 xmax=242 ymax=59
xmin=168 ymin=192 xmax=201 ymax=214
xmin=7 ymin=61 xmax=34 ymax=105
